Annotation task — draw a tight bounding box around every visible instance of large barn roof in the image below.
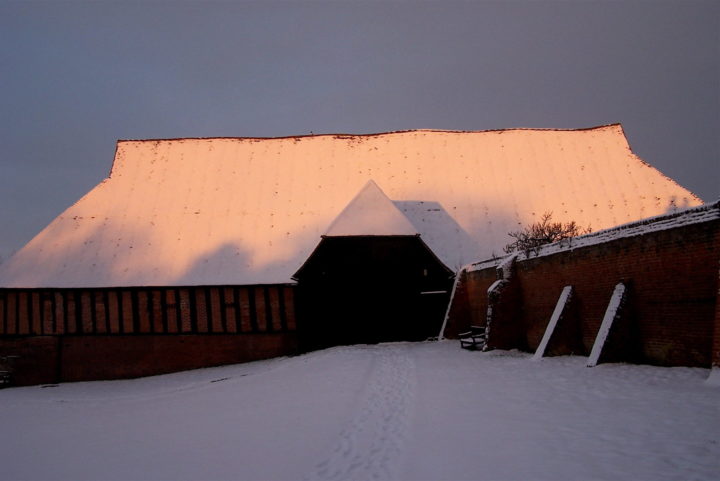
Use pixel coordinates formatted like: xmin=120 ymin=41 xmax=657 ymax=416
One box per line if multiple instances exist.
xmin=0 ymin=124 xmax=703 ymax=288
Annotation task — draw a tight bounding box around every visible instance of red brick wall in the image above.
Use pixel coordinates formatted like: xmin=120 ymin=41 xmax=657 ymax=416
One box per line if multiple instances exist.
xmin=59 ymin=333 xmax=298 ymax=382
xmin=0 ymin=336 xmax=59 ymax=386
xmin=0 ymin=333 xmax=298 ymax=385
xmin=714 ymin=268 xmax=720 ymax=368
xmin=486 ymin=278 xmax=525 ymax=351
xmin=0 ymin=284 xmax=300 ymax=386
xmin=443 ymin=268 xmax=495 ymax=338
xmin=447 ymin=219 xmax=720 ymax=367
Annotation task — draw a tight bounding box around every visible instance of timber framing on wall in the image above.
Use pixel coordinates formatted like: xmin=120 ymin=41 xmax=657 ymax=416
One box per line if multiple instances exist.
xmin=0 ymin=284 xmax=297 ymax=336
xmin=0 ymin=284 xmax=299 ymax=386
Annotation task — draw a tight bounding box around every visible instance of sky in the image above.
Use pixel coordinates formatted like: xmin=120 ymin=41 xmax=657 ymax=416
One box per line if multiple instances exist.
xmin=1 ymin=0 xmax=718 ymax=262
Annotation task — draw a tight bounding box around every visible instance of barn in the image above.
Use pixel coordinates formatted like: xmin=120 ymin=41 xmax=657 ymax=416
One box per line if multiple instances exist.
xmin=0 ymin=124 xmax=704 ymax=385
xmin=293 ymin=180 xmax=455 ymax=350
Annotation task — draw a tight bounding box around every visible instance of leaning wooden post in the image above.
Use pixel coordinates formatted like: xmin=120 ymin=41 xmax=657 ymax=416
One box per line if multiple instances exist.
xmin=587 ymin=282 xmax=627 ymax=367
xmin=532 ymin=285 xmax=573 ymax=361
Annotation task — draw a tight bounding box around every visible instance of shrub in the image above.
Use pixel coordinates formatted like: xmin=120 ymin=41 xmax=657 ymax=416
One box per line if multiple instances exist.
xmin=504 ymin=212 xmax=591 ymax=257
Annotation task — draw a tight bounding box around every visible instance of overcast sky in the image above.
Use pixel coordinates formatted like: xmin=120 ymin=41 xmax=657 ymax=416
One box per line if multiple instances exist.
xmin=1 ymin=0 xmax=718 ymax=261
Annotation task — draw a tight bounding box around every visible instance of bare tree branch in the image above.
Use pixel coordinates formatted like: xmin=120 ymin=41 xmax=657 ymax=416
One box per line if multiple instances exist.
xmin=504 ymin=212 xmax=591 ymax=257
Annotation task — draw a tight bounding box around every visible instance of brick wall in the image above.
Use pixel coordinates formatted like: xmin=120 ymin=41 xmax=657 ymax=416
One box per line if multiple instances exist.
xmin=443 ymin=268 xmax=495 ymax=338
xmin=0 ymin=284 xmax=299 ymax=385
xmin=714 ymin=268 xmax=720 ymax=368
xmin=446 ymin=215 xmax=720 ymax=368
xmin=0 ymin=333 xmax=297 ymax=385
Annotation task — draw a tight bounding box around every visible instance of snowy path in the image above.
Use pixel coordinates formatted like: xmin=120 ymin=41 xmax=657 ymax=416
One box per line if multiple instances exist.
xmin=306 ymin=345 xmax=416 ymax=481
xmin=0 ymin=341 xmax=718 ymax=481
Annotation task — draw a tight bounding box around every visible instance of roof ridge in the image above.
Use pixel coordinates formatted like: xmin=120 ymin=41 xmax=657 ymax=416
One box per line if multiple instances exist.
xmin=116 ymin=123 xmax=623 ymax=143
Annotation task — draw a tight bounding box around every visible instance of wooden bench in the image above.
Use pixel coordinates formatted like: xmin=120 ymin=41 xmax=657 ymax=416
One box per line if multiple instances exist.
xmin=459 ymin=325 xmax=487 ymax=350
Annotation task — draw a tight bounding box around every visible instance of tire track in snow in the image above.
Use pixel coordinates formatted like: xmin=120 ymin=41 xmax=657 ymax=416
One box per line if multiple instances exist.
xmin=305 ymin=345 xmax=416 ymax=481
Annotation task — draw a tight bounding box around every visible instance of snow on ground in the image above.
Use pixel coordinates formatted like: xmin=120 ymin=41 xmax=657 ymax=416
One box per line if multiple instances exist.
xmin=1 ymin=342 xmax=718 ymax=481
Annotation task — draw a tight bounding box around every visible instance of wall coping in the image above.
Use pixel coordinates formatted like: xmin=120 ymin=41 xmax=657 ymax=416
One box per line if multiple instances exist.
xmin=467 ymin=200 xmax=720 ymax=273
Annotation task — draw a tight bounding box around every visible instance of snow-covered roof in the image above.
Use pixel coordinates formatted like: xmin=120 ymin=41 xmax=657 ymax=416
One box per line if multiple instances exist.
xmin=0 ymin=124 xmax=704 ymax=287
xmin=467 ymin=200 xmax=720 ymax=272
xmin=324 ymin=180 xmax=418 ymax=237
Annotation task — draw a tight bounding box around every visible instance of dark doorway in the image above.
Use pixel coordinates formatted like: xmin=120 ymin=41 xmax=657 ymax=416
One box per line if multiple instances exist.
xmin=293 ymin=236 xmax=454 ymax=351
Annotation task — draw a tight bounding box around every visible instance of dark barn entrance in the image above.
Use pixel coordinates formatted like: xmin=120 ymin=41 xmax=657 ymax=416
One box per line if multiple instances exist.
xmin=293 ymin=235 xmax=454 ymax=351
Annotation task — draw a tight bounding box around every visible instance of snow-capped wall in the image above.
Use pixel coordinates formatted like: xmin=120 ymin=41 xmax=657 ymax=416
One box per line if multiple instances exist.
xmin=0 ymin=125 xmax=704 ymax=287
xmin=468 ymin=200 xmax=720 ymax=272
xmin=446 ymin=201 xmax=720 ymax=367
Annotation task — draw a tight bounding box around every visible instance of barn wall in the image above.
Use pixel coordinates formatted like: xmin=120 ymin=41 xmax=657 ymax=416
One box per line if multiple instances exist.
xmin=446 ymin=217 xmax=720 ymax=367
xmin=0 ymin=285 xmax=296 ymax=336
xmin=0 ymin=284 xmax=298 ymax=386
